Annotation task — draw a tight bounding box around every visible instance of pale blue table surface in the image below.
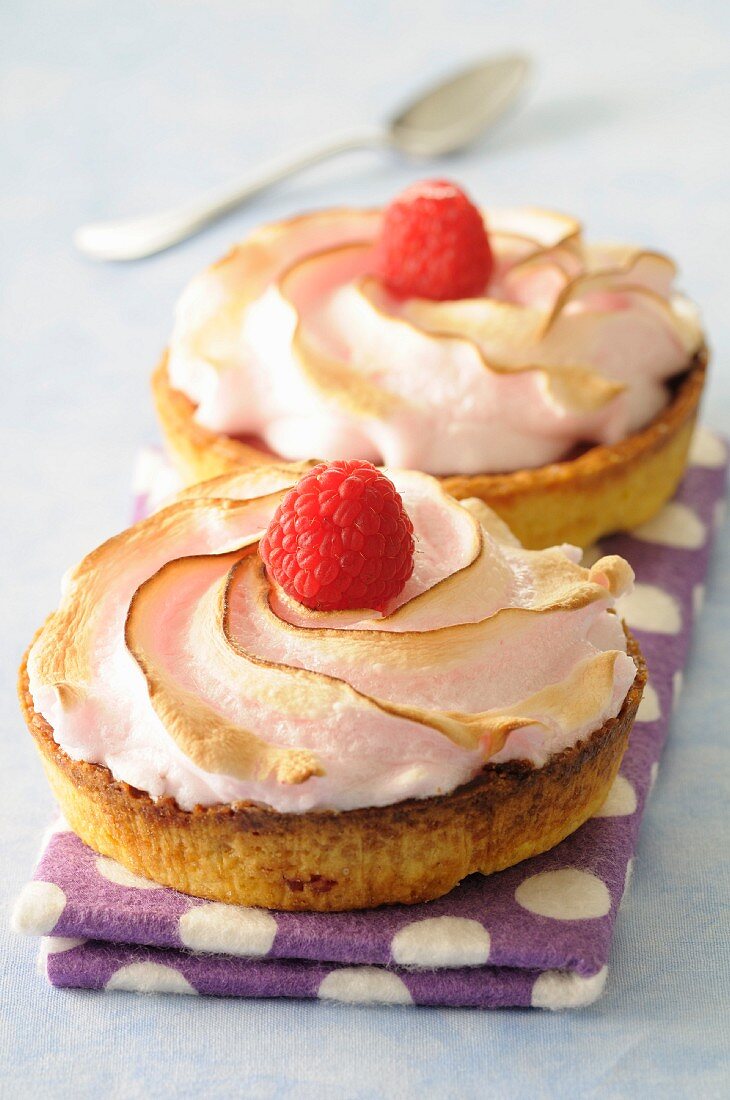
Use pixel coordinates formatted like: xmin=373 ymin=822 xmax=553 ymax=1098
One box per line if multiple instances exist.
xmin=1 ymin=1 xmax=729 ymax=1096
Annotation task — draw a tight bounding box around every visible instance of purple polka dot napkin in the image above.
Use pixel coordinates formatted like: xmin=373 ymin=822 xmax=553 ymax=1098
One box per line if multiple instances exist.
xmin=13 ymin=431 xmax=727 ymax=1008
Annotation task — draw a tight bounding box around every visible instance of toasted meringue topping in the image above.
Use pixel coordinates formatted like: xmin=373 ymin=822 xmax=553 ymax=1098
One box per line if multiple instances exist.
xmin=167 ymin=206 xmax=702 ymax=474
xmin=28 ymin=468 xmax=637 ymax=812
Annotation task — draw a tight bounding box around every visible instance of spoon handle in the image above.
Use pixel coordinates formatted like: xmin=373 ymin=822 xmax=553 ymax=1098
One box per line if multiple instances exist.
xmin=74 ymin=126 xmax=387 ymax=262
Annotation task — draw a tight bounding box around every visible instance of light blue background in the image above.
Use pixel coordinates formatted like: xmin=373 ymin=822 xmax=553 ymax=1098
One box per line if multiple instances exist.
xmin=1 ymin=2 xmax=728 ymax=1096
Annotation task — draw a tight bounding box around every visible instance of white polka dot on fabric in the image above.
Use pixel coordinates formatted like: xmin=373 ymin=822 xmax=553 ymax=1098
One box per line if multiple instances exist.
xmin=649 ymin=761 xmax=659 ymax=793
xmin=594 ymin=775 xmax=637 ymax=818
xmin=105 ymin=962 xmax=197 ymax=995
xmin=673 ymin=671 xmax=684 ymax=709
xmin=515 ymin=869 xmax=611 ymax=920
xmin=636 ymin=682 xmax=661 ymax=722
xmin=96 ymin=857 xmax=161 ymax=890
xmin=391 ymin=917 xmax=490 ymax=967
xmin=179 ymin=903 xmax=277 ymax=957
xmin=11 ymin=881 xmax=67 ymax=935
xmin=631 ymin=503 xmax=706 ymax=550
xmin=617 ymin=584 xmax=681 ymax=634
xmin=693 ymin=584 xmax=706 ymax=617
xmin=318 ymin=967 xmax=413 ymax=1005
xmin=689 ymin=427 xmax=726 ymax=469
xmin=531 ymin=966 xmax=608 ymax=1009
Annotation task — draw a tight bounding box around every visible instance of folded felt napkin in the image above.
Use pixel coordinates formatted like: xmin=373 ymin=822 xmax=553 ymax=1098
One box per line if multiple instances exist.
xmin=13 ymin=430 xmax=727 ymax=1008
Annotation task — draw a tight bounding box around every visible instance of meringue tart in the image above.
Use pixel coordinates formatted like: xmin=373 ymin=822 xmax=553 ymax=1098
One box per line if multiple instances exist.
xmin=21 ymin=463 xmax=645 ymax=911
xmin=153 ymin=181 xmax=706 ymax=549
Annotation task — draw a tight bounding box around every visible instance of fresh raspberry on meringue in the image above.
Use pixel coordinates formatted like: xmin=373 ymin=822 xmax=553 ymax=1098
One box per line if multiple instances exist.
xmin=374 ymin=178 xmax=493 ymax=300
xmin=260 ymin=460 xmax=415 ymax=612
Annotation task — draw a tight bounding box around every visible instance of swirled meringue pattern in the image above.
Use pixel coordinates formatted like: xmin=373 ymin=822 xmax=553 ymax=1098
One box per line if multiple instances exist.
xmin=167 ymin=207 xmax=703 ymax=474
xmin=28 ymin=466 xmax=637 ymax=813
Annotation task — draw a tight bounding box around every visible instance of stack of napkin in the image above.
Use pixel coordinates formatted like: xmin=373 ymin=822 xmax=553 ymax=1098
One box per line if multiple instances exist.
xmin=13 ymin=430 xmax=727 ymax=1008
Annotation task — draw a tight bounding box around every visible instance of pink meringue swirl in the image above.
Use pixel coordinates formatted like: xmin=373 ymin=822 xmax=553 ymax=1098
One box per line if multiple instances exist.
xmin=28 ymin=466 xmax=637 ymax=813
xmin=167 ymin=206 xmax=702 ymax=474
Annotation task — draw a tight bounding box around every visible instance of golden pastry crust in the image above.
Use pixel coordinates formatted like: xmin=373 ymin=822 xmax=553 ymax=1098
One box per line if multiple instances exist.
xmin=152 ymin=350 xmax=707 ymax=549
xmin=19 ymin=635 xmax=645 ymax=912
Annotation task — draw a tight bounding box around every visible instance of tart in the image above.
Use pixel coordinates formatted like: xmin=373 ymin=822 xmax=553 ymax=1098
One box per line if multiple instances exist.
xmin=21 ymin=462 xmax=645 ymax=911
xmin=153 ymin=180 xmax=706 ymax=548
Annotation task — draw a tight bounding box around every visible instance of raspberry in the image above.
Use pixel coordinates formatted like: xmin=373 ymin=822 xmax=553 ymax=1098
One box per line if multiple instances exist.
xmin=260 ymin=460 xmax=415 ymax=612
xmin=374 ymin=178 xmax=493 ymax=300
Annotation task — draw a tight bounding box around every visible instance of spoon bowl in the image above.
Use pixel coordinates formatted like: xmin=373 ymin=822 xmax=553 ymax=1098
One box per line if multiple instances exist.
xmin=389 ymin=54 xmax=532 ymax=157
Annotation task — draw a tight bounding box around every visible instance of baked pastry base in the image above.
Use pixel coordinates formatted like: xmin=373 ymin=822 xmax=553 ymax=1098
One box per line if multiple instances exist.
xmin=19 ymin=636 xmax=645 ymax=912
xmin=152 ymin=350 xmax=706 ymax=550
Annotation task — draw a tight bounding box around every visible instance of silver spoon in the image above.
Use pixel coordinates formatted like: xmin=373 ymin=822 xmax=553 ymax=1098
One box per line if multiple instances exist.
xmin=74 ymin=54 xmax=532 ymax=262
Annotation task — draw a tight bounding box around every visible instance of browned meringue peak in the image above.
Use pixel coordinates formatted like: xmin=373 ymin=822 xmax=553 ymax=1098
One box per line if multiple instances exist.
xmin=275 ymin=231 xmax=690 ymax=422
xmin=174 ymin=209 xmax=380 ymax=368
xmin=125 ymin=541 xmax=491 ymax=759
xmin=500 ymin=243 xmax=675 ymax=310
xmin=363 ymin=278 xmax=627 ymax=414
xmin=224 ymin=519 xmax=633 ymax=708
xmin=176 ymin=206 xmax=579 ymax=389
xmin=273 ymin=208 xmax=690 ymax=410
xmin=127 ymin=550 xmax=322 ymax=785
xmin=175 ymin=460 xmax=313 ymax=504
xmin=279 ymin=243 xmax=409 ymax=422
xmin=224 ymin=544 xmax=631 ymax=723
xmin=484 ymin=207 xmax=581 ymax=247
xmin=478 ymin=208 xmax=581 ymax=295
xmin=582 ymin=242 xmax=677 ymax=283
xmin=275 ymin=243 xmax=619 ymax=421
xmin=402 ymin=261 xmax=695 ymax=363
xmin=30 ymin=491 xmax=287 ymax=708
xmin=499 ymin=242 xmax=584 ymax=308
